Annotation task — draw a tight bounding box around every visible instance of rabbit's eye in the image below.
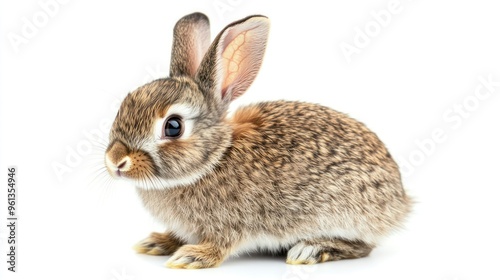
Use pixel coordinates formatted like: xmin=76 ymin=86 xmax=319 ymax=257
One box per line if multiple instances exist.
xmin=163 ymin=116 xmax=183 ymax=138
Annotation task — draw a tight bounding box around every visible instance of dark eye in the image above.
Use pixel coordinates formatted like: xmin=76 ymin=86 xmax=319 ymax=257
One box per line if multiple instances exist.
xmin=163 ymin=116 xmax=183 ymax=138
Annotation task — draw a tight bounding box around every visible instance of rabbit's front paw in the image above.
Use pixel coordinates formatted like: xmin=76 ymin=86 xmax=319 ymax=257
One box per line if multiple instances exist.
xmin=165 ymin=244 xmax=226 ymax=269
xmin=133 ymin=232 xmax=183 ymax=256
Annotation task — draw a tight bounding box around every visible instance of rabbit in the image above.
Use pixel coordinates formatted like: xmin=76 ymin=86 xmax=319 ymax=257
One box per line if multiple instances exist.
xmin=104 ymin=12 xmax=412 ymax=269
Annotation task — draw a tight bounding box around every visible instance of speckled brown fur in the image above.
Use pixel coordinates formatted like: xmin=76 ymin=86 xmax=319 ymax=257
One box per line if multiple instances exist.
xmin=105 ymin=13 xmax=412 ymax=269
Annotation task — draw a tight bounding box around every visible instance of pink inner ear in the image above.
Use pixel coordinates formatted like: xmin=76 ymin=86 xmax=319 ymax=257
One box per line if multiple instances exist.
xmin=221 ymin=31 xmax=249 ymax=93
xmin=218 ymin=20 xmax=268 ymax=101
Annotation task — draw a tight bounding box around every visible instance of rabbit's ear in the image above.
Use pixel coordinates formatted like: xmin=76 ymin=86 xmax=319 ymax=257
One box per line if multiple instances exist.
xmin=196 ymin=15 xmax=269 ymax=105
xmin=170 ymin=13 xmax=211 ymax=77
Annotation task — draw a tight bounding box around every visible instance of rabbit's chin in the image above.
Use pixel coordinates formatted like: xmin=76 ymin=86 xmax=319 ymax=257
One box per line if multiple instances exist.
xmin=117 ymin=170 xmax=208 ymax=191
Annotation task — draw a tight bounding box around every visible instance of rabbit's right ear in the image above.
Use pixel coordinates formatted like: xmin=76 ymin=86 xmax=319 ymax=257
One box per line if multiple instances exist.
xmin=195 ymin=15 xmax=270 ymax=109
xmin=170 ymin=13 xmax=211 ymax=77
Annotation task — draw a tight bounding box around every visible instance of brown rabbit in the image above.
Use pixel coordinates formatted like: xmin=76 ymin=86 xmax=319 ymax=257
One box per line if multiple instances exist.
xmin=105 ymin=12 xmax=412 ymax=269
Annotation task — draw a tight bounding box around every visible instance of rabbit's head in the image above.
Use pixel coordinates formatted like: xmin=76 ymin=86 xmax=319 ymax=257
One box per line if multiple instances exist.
xmin=105 ymin=13 xmax=269 ymax=189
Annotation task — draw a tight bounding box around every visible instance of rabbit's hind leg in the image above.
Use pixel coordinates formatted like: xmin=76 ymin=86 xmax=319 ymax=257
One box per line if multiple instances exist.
xmin=286 ymin=238 xmax=374 ymax=265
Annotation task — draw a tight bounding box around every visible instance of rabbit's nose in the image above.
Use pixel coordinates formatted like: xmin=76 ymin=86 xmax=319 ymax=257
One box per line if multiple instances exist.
xmin=115 ymin=156 xmax=131 ymax=172
xmin=117 ymin=160 xmax=127 ymax=169
xmin=105 ymin=140 xmax=131 ymax=174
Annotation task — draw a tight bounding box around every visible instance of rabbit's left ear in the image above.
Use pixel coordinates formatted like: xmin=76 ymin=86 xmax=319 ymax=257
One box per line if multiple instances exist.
xmin=196 ymin=15 xmax=270 ymax=105
xmin=170 ymin=13 xmax=211 ymax=77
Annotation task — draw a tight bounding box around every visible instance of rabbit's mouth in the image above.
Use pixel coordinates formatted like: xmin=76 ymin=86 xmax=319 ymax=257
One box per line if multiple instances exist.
xmin=115 ymin=170 xmax=123 ymax=177
xmin=106 ymin=165 xmax=132 ymax=180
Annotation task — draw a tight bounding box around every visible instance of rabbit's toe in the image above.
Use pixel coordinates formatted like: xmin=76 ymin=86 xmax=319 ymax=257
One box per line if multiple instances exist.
xmin=286 ymin=243 xmax=322 ymax=265
xmin=165 ymin=244 xmax=225 ymax=269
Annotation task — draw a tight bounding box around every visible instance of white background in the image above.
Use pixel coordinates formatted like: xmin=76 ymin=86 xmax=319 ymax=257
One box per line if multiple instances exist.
xmin=1 ymin=0 xmax=500 ymax=279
